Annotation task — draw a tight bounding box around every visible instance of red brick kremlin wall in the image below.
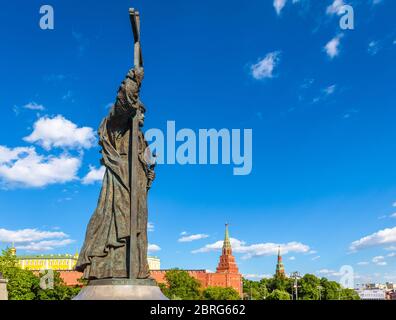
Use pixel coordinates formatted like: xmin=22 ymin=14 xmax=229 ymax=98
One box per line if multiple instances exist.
xmin=150 ymin=270 xmax=243 ymax=296
xmin=59 ymin=225 xmax=243 ymax=296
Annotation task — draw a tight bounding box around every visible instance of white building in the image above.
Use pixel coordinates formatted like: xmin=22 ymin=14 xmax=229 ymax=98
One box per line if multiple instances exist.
xmin=356 ymin=289 xmax=386 ymax=300
xmin=147 ymin=256 xmax=160 ymax=270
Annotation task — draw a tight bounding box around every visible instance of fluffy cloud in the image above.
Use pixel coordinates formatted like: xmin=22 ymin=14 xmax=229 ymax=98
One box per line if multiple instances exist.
xmin=178 ymin=234 xmax=209 ymax=242
xmin=82 ymin=166 xmax=105 ymax=185
xmin=350 ymin=226 xmax=396 ymax=251
xmin=357 ymin=261 xmax=369 ymax=266
xmin=16 ymin=239 xmax=75 ymax=251
xmin=0 ymin=228 xmax=74 ymax=252
xmin=148 ymin=244 xmax=161 ymax=253
xmin=326 ymin=0 xmax=345 ymax=15
xmin=24 ymin=115 xmax=96 ymax=150
xmin=372 ymin=256 xmax=387 ymax=266
xmin=192 ymin=237 xmax=310 ymax=259
xmin=0 ymin=228 xmax=68 ymax=243
xmin=0 ymin=145 xmax=80 ymax=188
xmin=324 ymin=35 xmax=343 ymax=59
xmin=251 ymin=51 xmax=281 ymax=80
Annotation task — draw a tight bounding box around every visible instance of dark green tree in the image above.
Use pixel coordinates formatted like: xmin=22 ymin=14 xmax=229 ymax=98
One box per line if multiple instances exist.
xmin=36 ymin=270 xmax=81 ymax=300
xmin=243 ymin=278 xmax=268 ymax=300
xmin=299 ymin=274 xmax=321 ymax=300
xmin=341 ymin=288 xmax=360 ymax=300
xmin=202 ymin=286 xmax=240 ymax=300
xmin=266 ymin=289 xmax=291 ymax=300
xmin=0 ymin=248 xmax=40 ymax=300
xmin=320 ymin=278 xmax=341 ymax=300
xmin=160 ymin=269 xmax=202 ymax=300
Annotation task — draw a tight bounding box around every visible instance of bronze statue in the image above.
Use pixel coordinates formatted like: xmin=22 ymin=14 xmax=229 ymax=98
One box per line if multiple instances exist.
xmin=76 ymin=9 xmax=155 ymax=281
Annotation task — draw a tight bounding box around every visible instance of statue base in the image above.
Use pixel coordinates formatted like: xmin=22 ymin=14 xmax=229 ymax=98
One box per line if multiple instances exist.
xmin=73 ymin=278 xmax=168 ymax=300
xmin=0 ymin=279 xmax=8 ymax=300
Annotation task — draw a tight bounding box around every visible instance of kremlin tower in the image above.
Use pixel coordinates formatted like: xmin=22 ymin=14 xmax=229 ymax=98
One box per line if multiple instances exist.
xmin=275 ymin=246 xmax=285 ymax=278
xmin=216 ymin=224 xmax=239 ymax=274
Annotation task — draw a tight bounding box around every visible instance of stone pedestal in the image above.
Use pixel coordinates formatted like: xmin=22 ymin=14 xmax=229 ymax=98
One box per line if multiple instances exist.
xmin=0 ymin=279 xmax=8 ymax=300
xmin=73 ymin=278 xmax=168 ymax=300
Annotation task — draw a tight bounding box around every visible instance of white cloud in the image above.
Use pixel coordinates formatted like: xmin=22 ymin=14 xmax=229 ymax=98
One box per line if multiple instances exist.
xmin=23 ymin=102 xmax=45 ymax=111
xmin=0 ymin=146 xmax=81 ymax=188
xmin=357 ymin=261 xmax=369 ymax=266
xmin=243 ymin=273 xmax=272 ymax=280
xmin=0 ymin=228 xmax=68 ymax=243
xmin=390 ymin=213 xmax=396 ymax=218
xmin=372 ymin=256 xmax=384 ymax=263
xmin=317 ymin=269 xmax=341 ymax=276
xmin=324 ymin=35 xmax=343 ymax=59
xmin=82 ymin=166 xmax=105 ymax=185
xmin=251 ymin=51 xmax=281 ymax=80
xmin=148 ymin=244 xmax=161 ymax=253
xmin=387 ymin=252 xmax=396 ymax=258
xmin=148 ymin=222 xmax=155 ymax=232
xmin=273 ymin=0 xmax=302 ymax=15
xmin=368 ymin=41 xmax=380 ymax=55
xmin=16 ymin=239 xmax=75 ymax=251
xmin=192 ymin=237 xmax=310 ymax=259
xmin=324 ymin=84 xmax=337 ymax=95
xmin=289 ymin=256 xmax=296 ymax=260
xmin=312 ymin=255 xmax=321 ymax=261
xmin=326 ymin=0 xmax=345 ymax=16
xmin=350 ymin=226 xmax=396 ymax=251
xmin=273 ymin=0 xmax=287 ymax=15
xmin=180 ymin=231 xmax=188 ymax=236
xmin=0 ymin=228 xmax=73 ymax=252
xmin=372 ymin=0 xmax=383 ymax=4
xmin=24 ymin=115 xmax=96 ymax=150
xmin=178 ymin=234 xmax=209 ymax=242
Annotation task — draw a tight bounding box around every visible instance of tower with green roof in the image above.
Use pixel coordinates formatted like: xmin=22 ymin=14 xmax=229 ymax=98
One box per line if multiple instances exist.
xmin=275 ymin=246 xmax=286 ymax=278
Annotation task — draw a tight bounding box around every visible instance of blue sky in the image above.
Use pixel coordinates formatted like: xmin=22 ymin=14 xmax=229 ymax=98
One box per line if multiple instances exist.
xmin=0 ymin=0 xmax=396 ymax=285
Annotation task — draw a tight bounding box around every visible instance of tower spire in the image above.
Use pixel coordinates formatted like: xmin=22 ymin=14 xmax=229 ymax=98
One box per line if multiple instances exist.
xmin=10 ymin=242 xmax=16 ymax=256
xmin=222 ymin=223 xmax=232 ymax=255
xmin=275 ymin=245 xmax=285 ymax=278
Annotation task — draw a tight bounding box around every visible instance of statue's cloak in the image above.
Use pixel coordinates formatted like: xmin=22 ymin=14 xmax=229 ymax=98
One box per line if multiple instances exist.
xmin=76 ymin=100 xmax=150 ymax=279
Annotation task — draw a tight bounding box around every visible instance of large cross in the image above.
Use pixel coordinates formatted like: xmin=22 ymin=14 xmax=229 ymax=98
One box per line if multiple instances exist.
xmin=128 ymin=7 xmax=143 ymax=279
xmin=129 ymin=8 xmax=143 ymax=68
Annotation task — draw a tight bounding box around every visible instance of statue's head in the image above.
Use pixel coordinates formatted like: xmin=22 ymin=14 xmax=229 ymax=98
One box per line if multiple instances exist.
xmin=138 ymin=101 xmax=146 ymax=127
xmin=116 ymin=68 xmax=141 ymax=107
